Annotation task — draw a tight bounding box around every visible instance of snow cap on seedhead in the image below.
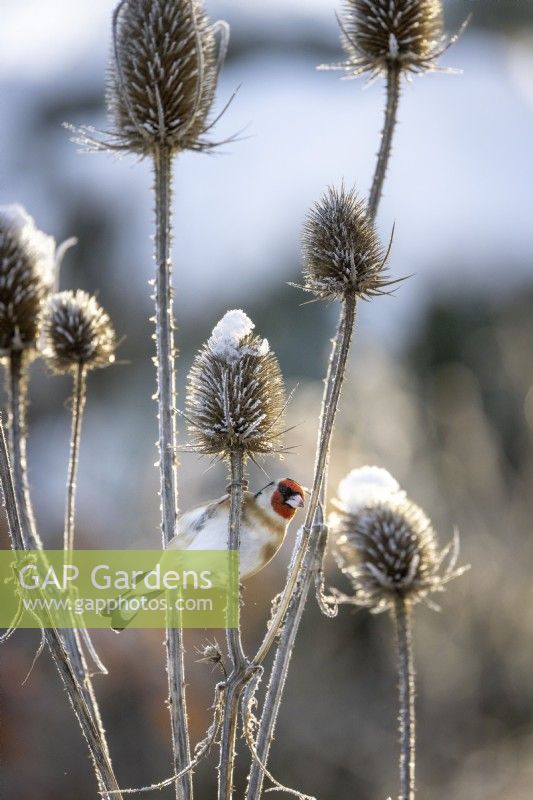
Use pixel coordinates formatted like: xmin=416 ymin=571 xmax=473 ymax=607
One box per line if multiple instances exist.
xmin=335 ymin=466 xmax=404 ymax=513
xmin=106 ymin=0 xmax=229 ymax=154
xmin=186 ymin=310 xmax=285 ymax=458
xmin=333 ymin=0 xmax=449 ymax=78
xmin=302 ymin=185 xmax=388 ymax=301
xmin=0 ymin=205 xmax=56 ymax=355
xmin=330 ymin=466 xmax=466 ymax=612
xmin=42 ymin=290 xmax=116 ymax=373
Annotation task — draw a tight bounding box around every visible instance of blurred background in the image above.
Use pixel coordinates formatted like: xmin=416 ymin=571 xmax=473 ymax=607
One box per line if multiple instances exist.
xmin=1 ymin=0 xmax=533 ymax=798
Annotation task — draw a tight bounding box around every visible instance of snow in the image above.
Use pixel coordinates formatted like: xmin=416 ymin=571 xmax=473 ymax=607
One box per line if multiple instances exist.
xmin=0 ymin=204 xmax=56 ymax=285
xmin=335 ymin=466 xmax=404 ymax=514
xmin=207 ymin=309 xmax=269 ymax=363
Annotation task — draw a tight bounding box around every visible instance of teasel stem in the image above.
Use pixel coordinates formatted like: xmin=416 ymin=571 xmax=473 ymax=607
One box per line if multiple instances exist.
xmin=7 ymin=350 xmax=38 ymax=544
xmin=252 ymin=295 xmax=356 ymax=670
xmin=245 ymin=512 xmax=322 ymax=800
xmin=64 ymin=363 xmax=87 ymax=555
xmin=0 ymin=419 xmax=122 ymax=799
xmin=395 ymin=595 xmax=416 ymax=800
xmin=245 ymin=304 xmax=355 ymax=799
xmin=8 ymin=351 xmax=87 ymax=686
xmin=218 ymin=448 xmax=251 ymax=800
xmin=152 ymin=143 xmax=192 ymax=800
xmin=247 ymin=65 xmax=403 ymax=793
xmin=368 ymin=64 xmax=400 ymax=221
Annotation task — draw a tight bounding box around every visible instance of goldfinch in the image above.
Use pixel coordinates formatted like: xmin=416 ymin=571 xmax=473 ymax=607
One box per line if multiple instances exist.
xmin=109 ymin=478 xmax=304 ymax=629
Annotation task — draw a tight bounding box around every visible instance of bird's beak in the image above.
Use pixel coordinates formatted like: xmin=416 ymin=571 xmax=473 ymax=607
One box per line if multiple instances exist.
xmin=287 ymin=494 xmax=304 ymax=509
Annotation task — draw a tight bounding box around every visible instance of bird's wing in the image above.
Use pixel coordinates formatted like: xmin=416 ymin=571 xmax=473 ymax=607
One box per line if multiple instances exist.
xmin=167 ymin=493 xmax=232 ymax=549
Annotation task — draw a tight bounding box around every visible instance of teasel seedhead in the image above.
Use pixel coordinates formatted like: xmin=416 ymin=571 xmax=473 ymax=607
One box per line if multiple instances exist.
xmin=0 ymin=205 xmax=56 ymax=356
xmin=42 ymin=290 xmax=116 ymax=374
xmin=329 ymin=466 xmax=467 ymax=612
xmin=186 ymin=310 xmax=286 ymax=459
xmin=85 ymin=0 xmax=230 ymax=156
xmin=301 ymin=185 xmax=391 ymax=301
xmin=324 ymin=0 xmax=468 ymax=80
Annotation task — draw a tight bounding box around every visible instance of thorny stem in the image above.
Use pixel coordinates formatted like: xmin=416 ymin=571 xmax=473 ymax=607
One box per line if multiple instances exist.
xmin=7 ymin=353 xmax=101 ymax=713
xmin=218 ymin=449 xmax=251 ymax=800
xmin=368 ymin=65 xmax=400 ymax=221
xmin=153 ymin=143 xmax=192 ymax=800
xmin=247 ymin=65 xmax=403 ymax=797
xmin=64 ymin=363 xmax=87 ymax=554
xmin=253 ymin=295 xmax=357 ymax=668
xmin=395 ymin=596 xmax=416 ymax=800
xmin=7 ymin=350 xmax=38 ymax=544
xmin=245 ymin=515 xmax=322 ymax=800
xmin=245 ymin=301 xmax=355 ymax=798
xmin=0 ymin=419 xmax=122 ymax=800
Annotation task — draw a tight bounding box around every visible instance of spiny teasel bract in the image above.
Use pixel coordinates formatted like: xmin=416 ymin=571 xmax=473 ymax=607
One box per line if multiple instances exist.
xmin=42 ymin=290 xmax=116 ymax=373
xmin=0 ymin=205 xmax=56 ymax=356
xmin=330 ymin=0 xmax=449 ymax=78
xmin=301 ymin=185 xmax=390 ymax=301
xmin=329 ymin=466 xmax=466 ymax=612
xmin=103 ymin=0 xmax=229 ymax=155
xmin=186 ymin=310 xmax=286 ymax=458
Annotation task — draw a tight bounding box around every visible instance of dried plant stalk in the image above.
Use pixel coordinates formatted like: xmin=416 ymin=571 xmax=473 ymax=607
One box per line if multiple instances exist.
xmin=153 ymin=143 xmax=192 ymax=800
xmin=0 ymin=420 xmax=123 ymax=799
xmin=395 ymin=596 xmax=415 ymax=800
xmin=217 ymin=450 xmax=251 ymax=800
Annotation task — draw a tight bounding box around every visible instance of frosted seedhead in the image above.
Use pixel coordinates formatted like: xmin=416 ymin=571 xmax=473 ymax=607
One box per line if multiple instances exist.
xmin=301 ymin=185 xmax=389 ymax=301
xmin=330 ymin=466 xmax=467 ymax=612
xmin=325 ymin=0 xmax=462 ymax=79
xmin=186 ymin=310 xmax=285 ymax=458
xmin=0 ymin=205 xmax=56 ymax=355
xmin=42 ymin=290 xmax=116 ymax=373
xmin=105 ymin=0 xmax=229 ymax=155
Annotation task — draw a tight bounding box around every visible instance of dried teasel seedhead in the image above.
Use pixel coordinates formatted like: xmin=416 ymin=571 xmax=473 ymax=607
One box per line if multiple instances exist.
xmin=301 ymin=185 xmax=390 ymax=301
xmin=186 ymin=309 xmax=286 ymax=458
xmin=42 ymin=290 xmax=116 ymax=373
xmin=329 ymin=466 xmax=466 ymax=612
xmin=327 ymin=0 xmax=462 ymax=79
xmin=104 ymin=0 xmax=229 ymax=155
xmin=0 ymin=205 xmax=56 ymax=356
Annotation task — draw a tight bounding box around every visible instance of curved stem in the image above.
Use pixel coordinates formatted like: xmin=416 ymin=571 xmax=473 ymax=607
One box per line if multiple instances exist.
xmin=246 ymin=299 xmax=355 ymax=796
xmin=64 ymin=363 xmax=87 ymax=554
xmin=218 ymin=450 xmax=249 ymax=800
xmin=7 ymin=354 xmax=96 ymax=708
xmin=253 ymin=295 xmax=357 ymax=668
xmin=153 ymin=143 xmax=192 ymax=800
xmin=245 ymin=515 xmax=319 ymax=800
xmin=0 ymin=418 xmax=122 ymax=799
xmin=368 ymin=65 xmax=401 ymax=221
xmin=7 ymin=350 xmax=39 ymax=546
xmin=395 ymin=596 xmax=416 ymax=800
xmin=247 ymin=61 xmax=403 ymax=800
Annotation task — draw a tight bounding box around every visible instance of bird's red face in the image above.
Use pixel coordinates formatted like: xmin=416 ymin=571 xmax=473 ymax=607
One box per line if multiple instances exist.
xmin=271 ymin=479 xmax=305 ymax=521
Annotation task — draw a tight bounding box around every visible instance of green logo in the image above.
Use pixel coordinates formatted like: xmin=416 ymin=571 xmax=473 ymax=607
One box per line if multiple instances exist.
xmin=0 ymin=550 xmax=239 ymax=629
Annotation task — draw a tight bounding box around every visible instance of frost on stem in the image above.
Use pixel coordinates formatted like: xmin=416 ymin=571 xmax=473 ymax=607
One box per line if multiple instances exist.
xmin=329 ymin=466 xmax=468 ymax=612
xmin=84 ymin=0 xmax=230 ymax=155
xmin=0 ymin=205 xmax=56 ymax=356
xmin=186 ymin=309 xmax=285 ymax=458
xmin=42 ymin=290 xmax=116 ymax=374
xmin=301 ymin=185 xmax=391 ymax=301
xmin=324 ymin=0 xmax=463 ymax=79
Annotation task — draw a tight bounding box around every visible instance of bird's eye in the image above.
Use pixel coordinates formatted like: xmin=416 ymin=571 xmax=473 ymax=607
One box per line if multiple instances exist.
xmin=278 ymin=483 xmax=290 ymax=498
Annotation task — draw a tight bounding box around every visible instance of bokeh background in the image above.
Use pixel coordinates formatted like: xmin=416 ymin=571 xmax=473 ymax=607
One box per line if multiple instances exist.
xmin=1 ymin=1 xmax=533 ymax=798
